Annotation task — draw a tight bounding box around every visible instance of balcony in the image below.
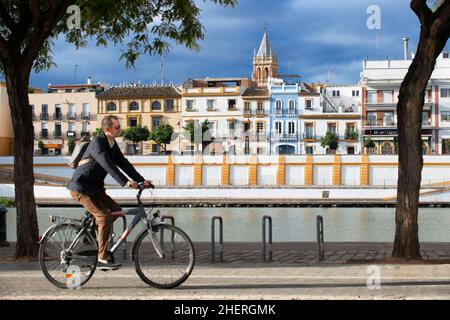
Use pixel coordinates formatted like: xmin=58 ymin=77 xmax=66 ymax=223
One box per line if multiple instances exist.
xmin=303 ymin=132 xmax=316 ymax=141
xmin=81 ymin=112 xmax=90 ymax=120
xmin=67 ymin=112 xmax=77 ymax=120
xmin=287 ymin=108 xmax=297 ymax=115
xmin=344 ymin=130 xmax=358 ymax=141
xmin=53 ymin=132 xmax=62 ymax=139
xmin=67 ymin=131 xmax=76 ymax=138
xmin=274 ymin=133 xmax=298 ymax=141
xmin=206 ymin=107 xmax=217 ymax=112
xmin=243 ymin=109 xmax=252 ymax=117
xmin=32 ymin=113 xmax=36 ymax=121
xmin=274 ymin=109 xmax=282 ymax=115
xmin=53 ymin=112 xmax=63 ymax=121
xmin=364 ymin=119 xmax=396 ymax=127
xmin=256 ymin=109 xmax=265 ymax=116
xmin=40 ymin=130 xmax=48 ymax=139
xmin=40 ymin=113 xmax=49 ymax=121
xmin=81 ymin=131 xmax=91 ymax=138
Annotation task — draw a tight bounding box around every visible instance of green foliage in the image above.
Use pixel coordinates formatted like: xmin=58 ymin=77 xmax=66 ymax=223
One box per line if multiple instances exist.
xmin=37 ymin=140 xmax=44 ymax=150
xmin=93 ymin=128 xmax=102 ymax=137
xmin=345 ymin=128 xmax=358 ymax=140
xmin=0 ymin=0 xmax=237 ymax=73
xmin=183 ymin=120 xmax=210 ymax=144
xmin=122 ymin=126 xmax=150 ymax=143
xmin=149 ymin=123 xmax=174 ymax=151
xmin=363 ymin=137 xmax=376 ymax=148
xmin=0 ymin=197 xmax=14 ymax=207
xmin=320 ymin=131 xmax=339 ymax=150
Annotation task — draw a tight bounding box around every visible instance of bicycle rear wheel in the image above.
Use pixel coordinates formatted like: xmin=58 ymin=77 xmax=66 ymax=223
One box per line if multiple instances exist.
xmin=132 ymin=224 xmax=195 ymax=289
xmin=38 ymin=223 xmax=97 ymax=289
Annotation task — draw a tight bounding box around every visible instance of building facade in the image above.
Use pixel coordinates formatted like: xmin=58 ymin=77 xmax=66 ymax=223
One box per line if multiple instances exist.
xmin=360 ymin=46 xmax=450 ymax=155
xmin=97 ymin=85 xmax=181 ymax=155
xmin=252 ymin=30 xmax=278 ymax=88
xmin=29 ymin=82 xmax=105 ymax=155
xmin=180 ymin=78 xmax=258 ymax=155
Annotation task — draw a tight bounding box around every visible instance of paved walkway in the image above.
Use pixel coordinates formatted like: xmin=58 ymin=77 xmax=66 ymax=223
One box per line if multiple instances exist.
xmin=1 ymin=242 xmax=450 ymax=299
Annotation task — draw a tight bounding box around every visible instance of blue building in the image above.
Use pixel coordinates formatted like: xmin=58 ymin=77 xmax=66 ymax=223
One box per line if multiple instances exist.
xmin=269 ymin=81 xmax=301 ymax=154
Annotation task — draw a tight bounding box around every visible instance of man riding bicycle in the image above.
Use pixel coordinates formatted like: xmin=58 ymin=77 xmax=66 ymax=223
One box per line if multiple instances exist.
xmin=68 ymin=115 xmax=152 ymax=270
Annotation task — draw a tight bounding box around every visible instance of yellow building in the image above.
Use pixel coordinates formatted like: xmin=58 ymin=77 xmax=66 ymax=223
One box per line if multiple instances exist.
xmin=97 ymin=85 xmax=182 ymax=155
xmin=0 ymin=82 xmax=14 ymax=155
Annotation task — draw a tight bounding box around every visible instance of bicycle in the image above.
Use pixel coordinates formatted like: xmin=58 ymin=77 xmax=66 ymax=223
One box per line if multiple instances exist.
xmin=38 ymin=183 xmax=195 ymax=289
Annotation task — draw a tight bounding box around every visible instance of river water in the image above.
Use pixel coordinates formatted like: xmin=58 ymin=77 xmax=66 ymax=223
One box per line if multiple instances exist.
xmin=5 ymin=207 xmax=450 ymax=242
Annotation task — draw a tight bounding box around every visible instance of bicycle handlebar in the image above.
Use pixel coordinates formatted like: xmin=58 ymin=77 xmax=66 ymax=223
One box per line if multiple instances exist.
xmin=136 ymin=182 xmax=155 ymax=204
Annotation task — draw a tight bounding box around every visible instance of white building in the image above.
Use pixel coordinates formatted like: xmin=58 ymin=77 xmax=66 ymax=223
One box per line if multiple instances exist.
xmin=297 ymin=83 xmax=362 ymax=155
xmin=360 ymin=38 xmax=450 ymax=155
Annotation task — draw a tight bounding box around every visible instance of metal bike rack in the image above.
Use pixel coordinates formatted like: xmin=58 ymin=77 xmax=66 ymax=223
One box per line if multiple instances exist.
xmin=316 ymin=215 xmax=325 ymax=261
xmin=161 ymin=215 xmax=175 ymax=258
xmin=211 ymin=216 xmax=223 ymax=262
xmin=262 ymin=215 xmax=273 ymax=262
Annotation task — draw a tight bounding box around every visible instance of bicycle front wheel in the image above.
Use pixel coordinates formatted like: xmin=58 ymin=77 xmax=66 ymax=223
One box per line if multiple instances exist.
xmin=132 ymin=224 xmax=195 ymax=289
xmin=38 ymin=223 xmax=97 ymax=289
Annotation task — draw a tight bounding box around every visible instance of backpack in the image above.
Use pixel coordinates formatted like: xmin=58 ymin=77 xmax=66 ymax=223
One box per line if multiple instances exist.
xmin=68 ymin=136 xmax=91 ymax=169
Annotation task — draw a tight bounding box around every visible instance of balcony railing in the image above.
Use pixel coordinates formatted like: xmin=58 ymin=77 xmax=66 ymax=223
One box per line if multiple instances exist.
xmin=40 ymin=130 xmax=48 ymax=138
xmin=53 ymin=112 xmax=63 ymax=120
xmin=303 ymin=132 xmax=316 ymax=140
xmin=287 ymin=108 xmax=297 ymax=115
xmin=81 ymin=112 xmax=90 ymax=120
xmin=274 ymin=109 xmax=282 ymax=115
xmin=365 ymin=119 xmax=396 ymax=127
xmin=67 ymin=112 xmax=77 ymax=120
xmin=81 ymin=131 xmax=91 ymax=138
xmin=40 ymin=113 xmax=49 ymax=120
xmin=256 ymin=109 xmax=265 ymax=116
xmin=243 ymin=109 xmax=252 ymax=116
xmin=53 ymin=132 xmax=62 ymax=139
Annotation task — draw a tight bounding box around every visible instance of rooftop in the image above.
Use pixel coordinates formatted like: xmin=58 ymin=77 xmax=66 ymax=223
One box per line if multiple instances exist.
xmin=97 ymin=85 xmax=181 ymax=99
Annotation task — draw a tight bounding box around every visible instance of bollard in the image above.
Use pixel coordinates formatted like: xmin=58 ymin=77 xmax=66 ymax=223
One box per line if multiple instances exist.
xmin=211 ymin=216 xmax=223 ymax=262
xmin=262 ymin=215 xmax=272 ymax=262
xmin=0 ymin=205 xmax=9 ymax=247
xmin=161 ymin=215 xmax=175 ymax=258
xmin=316 ymin=215 xmax=325 ymax=261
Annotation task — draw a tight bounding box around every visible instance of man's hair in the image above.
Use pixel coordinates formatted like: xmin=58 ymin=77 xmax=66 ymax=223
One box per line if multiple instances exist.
xmin=101 ymin=115 xmax=120 ymax=130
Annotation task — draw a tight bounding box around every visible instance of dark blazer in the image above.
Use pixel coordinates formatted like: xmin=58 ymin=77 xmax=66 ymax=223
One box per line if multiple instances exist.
xmin=68 ymin=133 xmax=145 ymax=195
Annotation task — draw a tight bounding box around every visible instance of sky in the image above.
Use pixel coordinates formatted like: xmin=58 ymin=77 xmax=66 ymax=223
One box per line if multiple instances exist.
xmin=26 ymin=0 xmax=447 ymax=90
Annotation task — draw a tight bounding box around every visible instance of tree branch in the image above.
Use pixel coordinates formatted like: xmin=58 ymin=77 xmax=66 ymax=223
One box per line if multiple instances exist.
xmin=0 ymin=1 xmax=17 ymax=32
xmin=411 ymin=0 xmax=433 ymax=26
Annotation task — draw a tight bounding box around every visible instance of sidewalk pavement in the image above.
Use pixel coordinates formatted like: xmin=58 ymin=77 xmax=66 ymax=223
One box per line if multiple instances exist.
xmin=1 ymin=242 xmax=450 ymax=299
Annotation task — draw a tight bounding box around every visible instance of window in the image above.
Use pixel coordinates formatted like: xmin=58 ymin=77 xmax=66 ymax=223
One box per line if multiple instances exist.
xmin=352 ymin=90 xmax=359 ymax=97
xmin=288 ymin=122 xmax=295 ymax=135
xmin=306 ymin=146 xmax=313 ymax=155
xmin=443 ymin=138 xmax=450 ymax=154
xmin=128 ymin=116 xmax=138 ymax=127
xmin=41 ymin=122 xmax=48 ymax=130
xmin=441 ymin=111 xmax=450 ymax=121
xmin=444 ymin=52 xmax=449 ymax=59
xmin=228 ymin=99 xmax=236 ymax=110
xmin=422 ymin=112 xmax=430 ymax=125
xmin=275 ymin=100 xmax=282 ymax=113
xmin=228 ymin=122 xmax=235 ymax=130
xmin=305 ymin=123 xmax=314 ymax=139
xmin=383 ymin=90 xmax=394 ymax=103
xmin=82 ymin=103 xmax=89 ymax=116
xmin=107 ymin=102 xmax=117 ymax=111
xmin=305 ymin=99 xmax=312 ymax=109
xmin=288 ymin=100 xmax=295 ymax=111
xmin=54 ymin=104 xmax=61 ymax=119
xmin=275 ymin=122 xmax=282 ymax=135
xmin=257 ymin=101 xmax=263 ymax=110
xmin=152 ymin=117 xmax=161 ymax=130
xmin=152 ymin=144 xmax=160 ymax=154
xmin=68 ymin=103 xmax=75 ymax=116
xmin=68 ymin=122 xmax=76 ymax=131
xmin=243 ymin=122 xmax=251 ymax=132
xmin=256 ymin=122 xmax=264 ymax=133
xmin=151 ymin=101 xmax=161 ymax=111
xmin=165 ymin=99 xmax=174 ymax=111
xmin=82 ymin=121 xmax=88 ymax=132
xmin=41 ymin=104 xmax=48 ymax=114
xmin=186 ymin=100 xmax=194 ymax=110
xmin=441 ymin=88 xmax=450 ymax=98
xmin=347 ymin=146 xmax=355 ymax=155
xmin=207 ymin=99 xmax=215 ymax=110
xmin=327 ymin=123 xmax=337 ymax=134
xmin=129 ymin=101 xmax=139 ymax=111
xmin=54 ymin=123 xmax=61 ymax=137
xmin=244 ymin=102 xmax=250 ymax=110
xmin=383 ymin=112 xmax=394 ymax=126
xmin=366 ymin=91 xmax=377 ymax=103
xmin=367 ymin=112 xmax=377 ymax=125
xmin=332 ymin=90 xmax=340 ymax=97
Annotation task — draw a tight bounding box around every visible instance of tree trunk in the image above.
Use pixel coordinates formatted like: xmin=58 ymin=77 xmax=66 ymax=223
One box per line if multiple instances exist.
xmin=4 ymin=64 xmax=39 ymax=258
xmin=393 ymin=27 xmax=443 ymax=259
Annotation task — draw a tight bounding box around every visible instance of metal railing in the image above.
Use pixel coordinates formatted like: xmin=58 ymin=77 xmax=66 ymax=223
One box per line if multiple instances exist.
xmin=211 ymin=216 xmax=224 ymax=262
xmin=262 ymin=215 xmax=272 ymax=262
